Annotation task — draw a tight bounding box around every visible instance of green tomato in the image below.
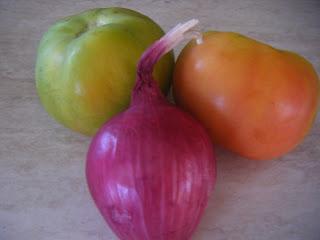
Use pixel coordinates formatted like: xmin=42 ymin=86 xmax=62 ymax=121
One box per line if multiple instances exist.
xmin=36 ymin=7 xmax=174 ymax=135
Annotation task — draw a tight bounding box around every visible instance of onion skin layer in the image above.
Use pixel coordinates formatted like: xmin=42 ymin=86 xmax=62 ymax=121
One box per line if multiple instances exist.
xmin=86 ymin=100 xmax=216 ymax=240
xmin=86 ymin=19 xmax=216 ymax=240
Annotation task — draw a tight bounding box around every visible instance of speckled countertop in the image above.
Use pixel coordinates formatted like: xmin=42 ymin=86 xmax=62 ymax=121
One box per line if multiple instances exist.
xmin=1 ymin=0 xmax=319 ymax=239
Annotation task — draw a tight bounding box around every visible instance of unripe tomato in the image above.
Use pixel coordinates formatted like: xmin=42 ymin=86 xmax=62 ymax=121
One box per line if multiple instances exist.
xmin=36 ymin=8 xmax=174 ymax=135
xmin=173 ymin=31 xmax=319 ymax=160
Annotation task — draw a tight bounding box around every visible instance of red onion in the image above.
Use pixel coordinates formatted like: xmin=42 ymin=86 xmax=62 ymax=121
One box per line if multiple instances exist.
xmin=86 ymin=19 xmax=216 ymax=240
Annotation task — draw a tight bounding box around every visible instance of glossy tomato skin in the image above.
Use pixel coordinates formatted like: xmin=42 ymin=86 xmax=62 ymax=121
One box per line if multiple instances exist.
xmin=173 ymin=31 xmax=320 ymax=160
xmin=36 ymin=8 xmax=174 ymax=135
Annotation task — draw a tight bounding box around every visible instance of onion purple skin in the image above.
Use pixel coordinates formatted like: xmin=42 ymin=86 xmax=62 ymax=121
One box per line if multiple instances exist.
xmin=86 ymin=19 xmax=216 ymax=240
xmin=86 ymin=99 xmax=216 ymax=240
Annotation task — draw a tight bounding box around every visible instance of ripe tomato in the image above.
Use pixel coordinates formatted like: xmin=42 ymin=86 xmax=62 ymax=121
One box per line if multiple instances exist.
xmin=173 ymin=31 xmax=319 ymax=160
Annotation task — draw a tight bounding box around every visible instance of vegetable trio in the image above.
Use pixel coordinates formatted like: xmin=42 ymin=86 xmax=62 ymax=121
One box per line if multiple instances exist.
xmin=35 ymin=7 xmax=319 ymax=240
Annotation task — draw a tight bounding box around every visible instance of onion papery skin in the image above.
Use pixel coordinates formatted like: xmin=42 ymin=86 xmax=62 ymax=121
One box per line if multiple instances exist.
xmin=86 ymin=99 xmax=216 ymax=240
xmin=86 ymin=19 xmax=216 ymax=240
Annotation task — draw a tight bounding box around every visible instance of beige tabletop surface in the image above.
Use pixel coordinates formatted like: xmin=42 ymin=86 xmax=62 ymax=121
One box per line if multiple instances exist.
xmin=1 ymin=0 xmax=319 ymax=239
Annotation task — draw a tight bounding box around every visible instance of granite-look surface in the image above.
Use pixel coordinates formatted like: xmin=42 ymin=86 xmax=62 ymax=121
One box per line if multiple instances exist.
xmin=0 ymin=0 xmax=319 ymax=239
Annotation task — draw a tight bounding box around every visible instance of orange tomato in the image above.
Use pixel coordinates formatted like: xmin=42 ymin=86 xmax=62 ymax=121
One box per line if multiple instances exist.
xmin=173 ymin=31 xmax=320 ymax=160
